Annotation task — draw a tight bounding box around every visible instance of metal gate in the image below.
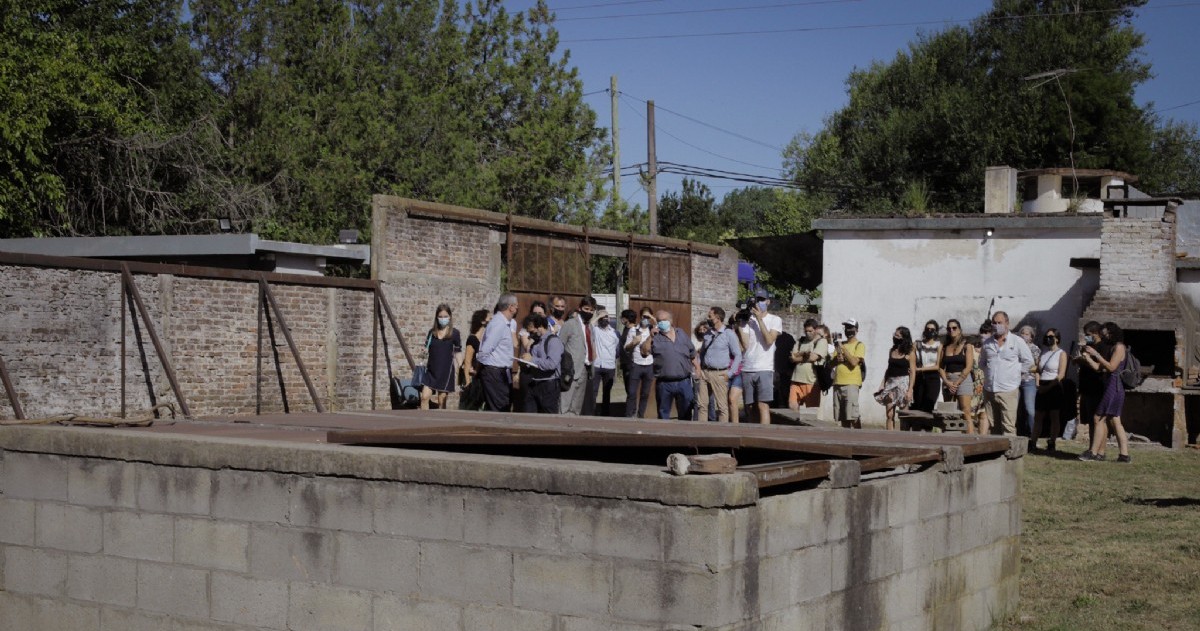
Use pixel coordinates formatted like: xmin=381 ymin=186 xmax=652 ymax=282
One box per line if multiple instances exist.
xmin=628 ymin=249 xmax=692 ymax=333
xmin=507 ymin=234 xmax=591 ymax=317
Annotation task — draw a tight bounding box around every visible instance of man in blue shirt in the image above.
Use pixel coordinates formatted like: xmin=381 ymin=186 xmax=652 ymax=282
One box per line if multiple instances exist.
xmin=478 ymin=293 xmax=519 ymax=411
xmin=641 ymin=309 xmax=698 ymax=420
xmin=697 ymin=306 xmax=742 ymax=422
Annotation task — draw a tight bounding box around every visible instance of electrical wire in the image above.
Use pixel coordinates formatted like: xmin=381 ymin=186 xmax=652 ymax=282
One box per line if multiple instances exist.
xmin=549 ymin=0 xmax=664 ymax=11
xmin=562 ymin=2 xmax=1200 ymax=43
xmin=618 ymin=91 xmax=785 ymax=151
xmin=1153 ymin=97 xmax=1200 ymax=114
xmin=556 ymin=0 xmax=861 ymax=22
xmin=619 ymin=93 xmax=782 ymax=172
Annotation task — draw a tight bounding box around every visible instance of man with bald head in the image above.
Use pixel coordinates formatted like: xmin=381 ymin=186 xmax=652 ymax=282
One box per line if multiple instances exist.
xmin=639 ymin=309 xmax=698 ymax=420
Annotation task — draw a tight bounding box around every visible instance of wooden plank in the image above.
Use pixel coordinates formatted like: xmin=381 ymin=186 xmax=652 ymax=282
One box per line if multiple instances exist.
xmin=739 ymin=459 xmax=834 ymax=488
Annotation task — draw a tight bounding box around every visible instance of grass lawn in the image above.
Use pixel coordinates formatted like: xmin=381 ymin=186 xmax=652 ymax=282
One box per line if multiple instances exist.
xmin=999 ymin=440 xmax=1200 ymax=630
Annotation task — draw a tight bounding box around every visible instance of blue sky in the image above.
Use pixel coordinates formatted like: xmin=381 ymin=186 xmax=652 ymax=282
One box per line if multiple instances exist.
xmin=505 ymin=0 xmax=1200 ymax=205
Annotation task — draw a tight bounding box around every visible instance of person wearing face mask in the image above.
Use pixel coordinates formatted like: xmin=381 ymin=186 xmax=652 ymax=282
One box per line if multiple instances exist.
xmin=788 ymin=318 xmax=828 ymax=410
xmin=698 ymin=307 xmax=743 ymax=422
xmin=1074 ymin=320 xmax=1106 ymax=448
xmin=1078 ymin=322 xmax=1132 ymax=462
xmin=548 ymin=296 xmax=568 ymax=335
xmin=558 ymin=296 xmax=598 ymax=415
xmin=589 ymin=309 xmax=620 ymax=416
xmin=640 ymin=309 xmax=698 ymax=420
xmin=518 ymin=313 xmax=564 ymax=414
xmin=874 ymin=326 xmax=917 ymax=431
xmin=1032 ymin=328 xmax=1068 ymax=453
xmin=420 ymin=303 xmax=463 ymax=410
xmin=911 ymin=320 xmax=943 ymax=414
xmin=1016 ymin=325 xmax=1042 ymax=437
xmin=936 ymin=318 xmax=976 ymax=433
xmin=618 ymin=309 xmax=638 ymax=397
xmin=625 ymin=308 xmax=657 ymax=418
xmin=739 ymin=292 xmax=784 ymax=424
xmin=831 ymin=318 xmax=866 ymax=429
xmin=978 ymin=311 xmax=1034 ymax=435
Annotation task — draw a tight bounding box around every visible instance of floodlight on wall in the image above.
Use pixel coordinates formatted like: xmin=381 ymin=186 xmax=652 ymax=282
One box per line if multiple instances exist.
xmin=986 ymin=228 xmax=994 ymax=238
xmin=338 ymin=229 xmax=360 ymax=244
xmin=218 ymin=217 xmax=233 ymax=233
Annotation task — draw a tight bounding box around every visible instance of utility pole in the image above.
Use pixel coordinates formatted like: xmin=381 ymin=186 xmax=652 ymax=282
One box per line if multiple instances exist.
xmin=610 ymin=76 xmax=620 ymax=206
xmin=647 ymin=100 xmax=657 ymax=236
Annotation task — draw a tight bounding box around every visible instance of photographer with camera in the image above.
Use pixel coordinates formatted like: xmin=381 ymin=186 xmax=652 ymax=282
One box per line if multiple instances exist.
xmin=738 ymin=293 xmax=783 ymax=424
xmin=831 ymin=318 xmax=866 ymax=429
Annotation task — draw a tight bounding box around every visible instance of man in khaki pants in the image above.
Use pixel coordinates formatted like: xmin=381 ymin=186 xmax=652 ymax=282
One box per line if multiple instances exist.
xmin=979 ymin=311 xmax=1034 ymax=435
xmin=697 ymin=307 xmax=742 ymax=422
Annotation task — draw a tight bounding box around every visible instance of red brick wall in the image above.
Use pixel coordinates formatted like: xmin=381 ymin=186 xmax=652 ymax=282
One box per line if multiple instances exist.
xmin=0 ymin=265 xmax=382 ymax=420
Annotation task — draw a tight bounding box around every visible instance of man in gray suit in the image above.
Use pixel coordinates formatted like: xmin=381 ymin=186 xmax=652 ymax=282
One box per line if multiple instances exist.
xmin=559 ymin=296 xmax=597 ymax=415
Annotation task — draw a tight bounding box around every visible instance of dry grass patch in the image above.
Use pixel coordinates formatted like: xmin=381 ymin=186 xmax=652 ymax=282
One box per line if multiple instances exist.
xmin=999 ymin=441 xmax=1200 ymax=630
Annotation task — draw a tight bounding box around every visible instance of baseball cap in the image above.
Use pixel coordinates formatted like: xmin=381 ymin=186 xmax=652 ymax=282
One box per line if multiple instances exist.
xmin=842 ymin=318 xmax=859 ymax=328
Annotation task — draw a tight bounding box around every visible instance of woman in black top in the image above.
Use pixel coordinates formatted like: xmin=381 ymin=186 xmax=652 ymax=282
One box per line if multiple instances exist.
xmin=458 ymin=309 xmax=490 ymax=411
xmin=420 ymin=303 xmax=462 ymax=410
xmin=936 ymin=318 xmax=976 ymax=433
xmin=874 ymin=326 xmax=916 ymax=431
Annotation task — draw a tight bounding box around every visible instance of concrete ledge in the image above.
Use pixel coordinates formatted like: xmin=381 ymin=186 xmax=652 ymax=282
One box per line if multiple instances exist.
xmin=0 ymin=426 xmax=759 ymax=509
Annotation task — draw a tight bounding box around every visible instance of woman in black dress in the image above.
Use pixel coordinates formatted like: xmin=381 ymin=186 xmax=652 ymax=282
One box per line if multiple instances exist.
xmin=420 ymin=303 xmax=462 ymax=410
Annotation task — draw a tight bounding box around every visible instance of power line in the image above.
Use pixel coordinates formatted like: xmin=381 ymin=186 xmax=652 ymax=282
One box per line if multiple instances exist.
xmin=549 ymin=0 xmax=664 ymax=11
xmin=1153 ymin=97 xmax=1200 ymax=114
xmin=557 ymin=0 xmax=861 ymax=22
xmin=618 ymin=91 xmax=784 ymax=151
xmin=619 ymin=94 xmax=782 ymax=172
xmin=562 ymin=2 xmax=1200 ymax=43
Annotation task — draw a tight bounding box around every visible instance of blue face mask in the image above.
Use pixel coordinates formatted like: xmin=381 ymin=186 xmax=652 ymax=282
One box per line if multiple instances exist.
xmin=756 ymin=301 xmax=768 ymax=312
xmin=657 ymin=321 xmax=671 ymax=332
xmin=437 ymin=317 xmax=450 ymax=328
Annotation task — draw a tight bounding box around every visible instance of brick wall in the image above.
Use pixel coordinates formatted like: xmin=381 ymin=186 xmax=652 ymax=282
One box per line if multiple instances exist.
xmin=689 ymin=246 xmax=739 ymax=330
xmin=0 ymin=266 xmax=384 ymax=420
xmin=0 ymin=425 xmax=1023 ymax=630
xmin=1099 ymin=212 xmax=1176 ymax=294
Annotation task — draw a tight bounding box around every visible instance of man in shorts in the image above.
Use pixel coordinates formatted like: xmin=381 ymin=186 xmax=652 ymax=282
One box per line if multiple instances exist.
xmin=739 ymin=293 xmax=782 ymax=424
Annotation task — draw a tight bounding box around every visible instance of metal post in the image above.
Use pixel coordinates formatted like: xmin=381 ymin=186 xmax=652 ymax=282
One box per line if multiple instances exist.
xmin=121 ymin=265 xmax=192 ymax=418
xmin=256 ymin=284 xmax=264 ymax=415
xmin=258 ymin=278 xmax=326 ymax=413
xmin=0 ymin=352 xmax=24 ymax=420
xmin=371 ymin=289 xmax=379 ymax=410
xmin=120 ymin=277 xmax=126 ymax=419
xmin=375 ymin=282 xmax=417 ymax=373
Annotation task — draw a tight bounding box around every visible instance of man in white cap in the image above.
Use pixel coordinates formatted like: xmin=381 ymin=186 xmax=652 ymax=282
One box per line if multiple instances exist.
xmin=739 ymin=292 xmax=783 ymax=424
xmin=832 ymin=318 xmax=866 ymax=429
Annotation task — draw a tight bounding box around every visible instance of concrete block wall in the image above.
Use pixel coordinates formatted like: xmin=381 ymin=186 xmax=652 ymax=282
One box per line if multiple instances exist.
xmin=1099 ymin=213 xmax=1176 ymax=294
xmin=0 ymin=265 xmax=384 ymax=420
xmin=0 ymin=425 xmax=1022 ymax=631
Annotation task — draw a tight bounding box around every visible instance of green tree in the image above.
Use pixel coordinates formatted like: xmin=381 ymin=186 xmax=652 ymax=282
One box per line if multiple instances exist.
xmin=785 ymin=0 xmax=1197 ymax=212
xmin=657 ymin=178 xmax=720 ymax=243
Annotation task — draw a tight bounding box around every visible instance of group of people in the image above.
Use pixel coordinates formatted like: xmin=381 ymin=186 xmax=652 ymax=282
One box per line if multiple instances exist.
xmin=412 ymin=294 xmax=1133 ymax=461
xmin=868 ymin=313 xmax=1132 ymax=461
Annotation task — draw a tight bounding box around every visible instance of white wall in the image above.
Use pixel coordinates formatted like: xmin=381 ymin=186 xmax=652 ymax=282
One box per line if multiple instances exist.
xmin=820 ymin=225 xmax=1100 ymax=424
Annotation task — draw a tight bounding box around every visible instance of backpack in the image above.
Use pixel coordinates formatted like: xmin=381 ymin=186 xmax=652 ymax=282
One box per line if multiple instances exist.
xmin=815 ymin=360 xmax=834 ymax=393
xmin=545 ymin=333 xmax=575 ymax=392
xmin=1119 ymin=346 xmax=1144 ymax=390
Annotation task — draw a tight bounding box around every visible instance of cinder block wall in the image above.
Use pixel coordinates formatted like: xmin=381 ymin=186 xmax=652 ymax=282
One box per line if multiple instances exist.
xmin=0 ymin=266 xmax=382 ymax=420
xmin=0 ymin=426 xmax=1021 ymax=631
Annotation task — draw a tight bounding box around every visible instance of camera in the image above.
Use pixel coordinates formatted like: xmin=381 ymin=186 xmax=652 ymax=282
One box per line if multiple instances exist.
xmin=734 ymin=309 xmax=751 ymax=324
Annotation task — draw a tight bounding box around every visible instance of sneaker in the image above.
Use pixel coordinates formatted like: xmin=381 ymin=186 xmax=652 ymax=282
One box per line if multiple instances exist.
xmin=1078 ymin=450 xmax=1097 ymax=461
xmin=1116 ymin=454 xmax=1132 ymax=463
xmin=1095 ymin=453 xmax=1107 ymax=461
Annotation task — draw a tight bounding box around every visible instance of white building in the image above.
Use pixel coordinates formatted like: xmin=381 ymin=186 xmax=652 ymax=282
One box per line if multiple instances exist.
xmin=814 ymin=166 xmax=1197 ymax=445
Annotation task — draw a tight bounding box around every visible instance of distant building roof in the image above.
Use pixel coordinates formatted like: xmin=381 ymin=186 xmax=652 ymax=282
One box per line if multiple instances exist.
xmin=0 ymin=234 xmax=369 ymax=276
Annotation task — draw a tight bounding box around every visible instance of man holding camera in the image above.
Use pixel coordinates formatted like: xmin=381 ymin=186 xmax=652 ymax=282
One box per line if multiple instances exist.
xmin=698 ymin=306 xmax=742 ymax=422
xmin=831 ymin=318 xmax=866 ymax=429
xmin=739 ymin=293 xmax=783 ymax=424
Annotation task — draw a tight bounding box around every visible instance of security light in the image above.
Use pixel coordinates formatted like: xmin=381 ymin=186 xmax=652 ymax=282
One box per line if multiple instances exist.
xmin=218 ymin=217 xmax=233 ymax=233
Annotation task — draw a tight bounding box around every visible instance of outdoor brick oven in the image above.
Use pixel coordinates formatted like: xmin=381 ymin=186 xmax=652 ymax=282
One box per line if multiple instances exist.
xmin=1082 ymin=200 xmax=1191 ymax=446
